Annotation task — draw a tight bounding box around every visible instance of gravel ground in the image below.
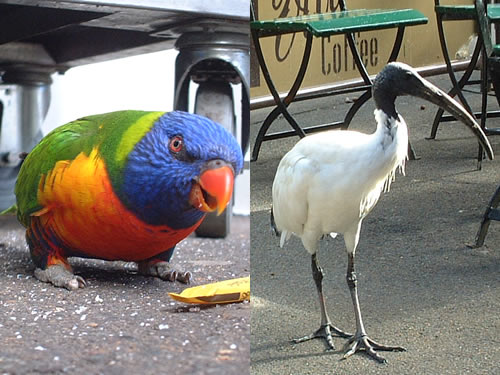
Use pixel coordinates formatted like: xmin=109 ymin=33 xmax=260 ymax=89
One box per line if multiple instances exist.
xmin=0 ymin=214 xmax=249 ymax=375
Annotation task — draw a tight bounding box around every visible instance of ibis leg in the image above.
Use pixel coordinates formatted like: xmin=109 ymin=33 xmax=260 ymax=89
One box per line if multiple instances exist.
xmin=343 ymin=253 xmax=406 ymax=363
xmin=293 ymin=253 xmax=351 ymax=350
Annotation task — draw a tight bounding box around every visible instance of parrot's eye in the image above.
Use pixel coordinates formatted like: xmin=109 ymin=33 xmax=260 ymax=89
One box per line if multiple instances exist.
xmin=169 ymin=136 xmax=184 ymax=153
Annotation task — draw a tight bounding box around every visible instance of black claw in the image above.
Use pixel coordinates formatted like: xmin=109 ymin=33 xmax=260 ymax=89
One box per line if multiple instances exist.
xmin=366 ymin=337 xmax=406 ymax=352
xmin=342 ymin=335 xmax=404 ymax=363
xmin=293 ymin=323 xmax=351 ymax=351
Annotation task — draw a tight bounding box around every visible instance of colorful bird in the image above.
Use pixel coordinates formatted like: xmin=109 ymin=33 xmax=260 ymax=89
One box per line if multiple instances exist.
xmin=271 ymin=63 xmax=493 ymax=362
xmin=12 ymin=110 xmax=243 ymax=290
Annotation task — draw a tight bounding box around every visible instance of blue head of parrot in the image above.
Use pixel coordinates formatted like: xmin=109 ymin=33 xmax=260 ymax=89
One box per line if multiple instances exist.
xmin=122 ymin=111 xmax=243 ymax=229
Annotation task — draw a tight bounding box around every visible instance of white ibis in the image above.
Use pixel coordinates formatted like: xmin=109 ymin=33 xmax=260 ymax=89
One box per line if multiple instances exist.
xmin=271 ymin=62 xmax=494 ymax=363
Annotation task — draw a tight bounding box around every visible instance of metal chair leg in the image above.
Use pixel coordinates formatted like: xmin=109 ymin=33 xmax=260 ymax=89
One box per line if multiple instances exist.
xmin=430 ymin=11 xmax=476 ymax=140
xmin=473 ymin=184 xmax=500 ymax=247
xmin=477 ymin=44 xmax=489 ymax=170
xmin=429 ymin=35 xmax=482 ymax=139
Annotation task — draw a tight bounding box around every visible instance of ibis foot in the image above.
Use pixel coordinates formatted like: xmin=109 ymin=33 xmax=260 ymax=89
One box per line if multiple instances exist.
xmin=138 ymin=260 xmax=191 ymax=283
xmin=342 ymin=334 xmax=406 ymax=363
xmin=34 ymin=264 xmax=87 ymax=290
xmin=293 ymin=324 xmax=352 ymax=350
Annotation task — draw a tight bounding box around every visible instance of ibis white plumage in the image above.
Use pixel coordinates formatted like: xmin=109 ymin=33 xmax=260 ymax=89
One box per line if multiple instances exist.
xmin=271 ymin=62 xmax=494 ymax=363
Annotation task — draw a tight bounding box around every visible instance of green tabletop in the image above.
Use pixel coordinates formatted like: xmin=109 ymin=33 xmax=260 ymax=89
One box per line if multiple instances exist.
xmin=436 ymin=4 xmax=500 ymax=21
xmin=251 ymin=9 xmax=428 ymax=37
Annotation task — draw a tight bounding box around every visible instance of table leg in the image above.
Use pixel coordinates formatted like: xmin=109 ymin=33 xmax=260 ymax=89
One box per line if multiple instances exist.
xmin=388 ymin=27 xmax=405 ymax=62
xmin=342 ymin=89 xmax=371 ymax=130
xmin=342 ymin=27 xmax=406 ymax=130
xmin=251 ymin=30 xmax=313 ymax=161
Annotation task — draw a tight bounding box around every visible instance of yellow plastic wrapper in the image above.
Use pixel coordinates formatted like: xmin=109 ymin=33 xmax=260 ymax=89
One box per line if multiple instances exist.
xmin=168 ymin=276 xmax=250 ymax=304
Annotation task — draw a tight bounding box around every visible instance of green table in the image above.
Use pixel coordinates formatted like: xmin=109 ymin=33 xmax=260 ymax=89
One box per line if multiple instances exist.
xmin=251 ymin=2 xmax=428 ymax=161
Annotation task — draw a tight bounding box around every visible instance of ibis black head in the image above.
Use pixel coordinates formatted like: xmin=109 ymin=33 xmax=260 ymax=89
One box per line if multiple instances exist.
xmin=373 ymin=62 xmax=494 ymax=160
xmin=372 ymin=62 xmax=426 ymax=117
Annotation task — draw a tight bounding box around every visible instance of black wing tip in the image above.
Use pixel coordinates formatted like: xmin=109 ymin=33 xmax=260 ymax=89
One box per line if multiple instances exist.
xmin=270 ymin=206 xmax=281 ymax=237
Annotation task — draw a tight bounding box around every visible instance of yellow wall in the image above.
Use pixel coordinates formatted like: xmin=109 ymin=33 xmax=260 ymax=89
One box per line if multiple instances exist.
xmin=251 ymin=0 xmax=475 ymax=99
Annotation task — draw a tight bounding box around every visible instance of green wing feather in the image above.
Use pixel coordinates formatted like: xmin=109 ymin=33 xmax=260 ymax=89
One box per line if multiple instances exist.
xmin=15 ymin=110 xmax=164 ymax=227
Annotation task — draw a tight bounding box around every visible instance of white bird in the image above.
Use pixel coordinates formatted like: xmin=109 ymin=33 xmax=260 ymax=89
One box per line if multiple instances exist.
xmin=271 ymin=62 xmax=494 ymax=363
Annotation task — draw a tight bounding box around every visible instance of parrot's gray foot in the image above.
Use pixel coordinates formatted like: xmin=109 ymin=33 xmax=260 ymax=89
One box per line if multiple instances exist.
xmin=138 ymin=261 xmax=191 ymax=284
xmin=342 ymin=334 xmax=406 ymax=363
xmin=34 ymin=265 xmax=87 ymax=291
xmin=293 ymin=324 xmax=352 ymax=351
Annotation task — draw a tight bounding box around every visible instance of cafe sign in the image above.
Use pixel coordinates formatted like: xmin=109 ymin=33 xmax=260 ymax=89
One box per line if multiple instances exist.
xmin=251 ymin=0 xmax=475 ymax=101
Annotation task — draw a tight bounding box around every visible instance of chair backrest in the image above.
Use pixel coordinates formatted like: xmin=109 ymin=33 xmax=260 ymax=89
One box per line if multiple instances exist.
xmin=475 ymin=0 xmax=494 ymax=57
xmin=475 ymin=0 xmax=500 ymax=105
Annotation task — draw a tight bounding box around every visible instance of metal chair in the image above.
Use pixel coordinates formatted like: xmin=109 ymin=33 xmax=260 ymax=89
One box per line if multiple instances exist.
xmin=472 ymin=0 xmax=500 ymax=247
xmin=429 ymin=0 xmax=500 ymax=169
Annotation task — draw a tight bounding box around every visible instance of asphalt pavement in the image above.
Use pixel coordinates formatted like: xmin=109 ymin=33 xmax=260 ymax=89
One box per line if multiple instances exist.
xmin=250 ymin=72 xmax=500 ymax=374
xmin=0 ymin=214 xmax=249 ymax=375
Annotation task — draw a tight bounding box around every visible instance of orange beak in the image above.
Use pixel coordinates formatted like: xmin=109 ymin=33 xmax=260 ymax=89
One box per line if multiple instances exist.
xmin=189 ymin=162 xmax=234 ymax=215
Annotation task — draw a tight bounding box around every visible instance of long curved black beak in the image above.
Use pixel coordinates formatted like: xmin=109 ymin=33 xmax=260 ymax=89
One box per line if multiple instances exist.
xmin=415 ymin=75 xmax=494 ymax=160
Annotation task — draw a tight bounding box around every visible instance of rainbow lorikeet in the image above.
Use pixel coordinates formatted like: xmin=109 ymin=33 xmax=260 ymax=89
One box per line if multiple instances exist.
xmin=12 ymin=110 xmax=243 ymax=290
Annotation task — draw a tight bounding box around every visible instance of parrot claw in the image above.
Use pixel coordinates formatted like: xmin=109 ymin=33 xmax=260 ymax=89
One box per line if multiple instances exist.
xmin=176 ymin=271 xmax=192 ymax=284
xmin=138 ymin=261 xmax=191 ymax=284
xmin=34 ymin=264 xmax=87 ymax=290
xmin=166 ymin=270 xmax=177 ymax=282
